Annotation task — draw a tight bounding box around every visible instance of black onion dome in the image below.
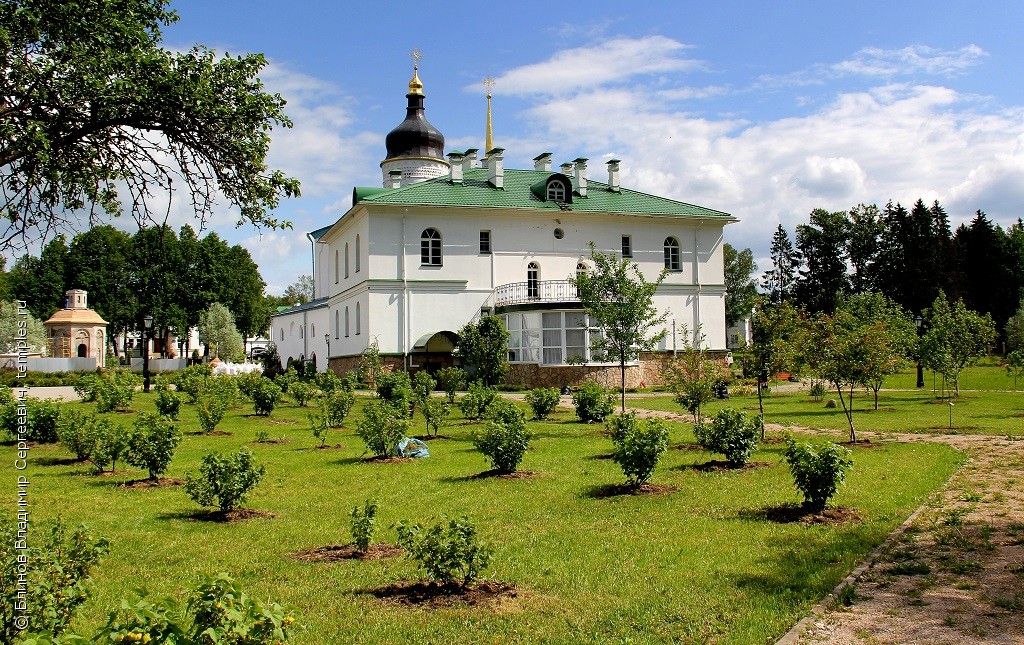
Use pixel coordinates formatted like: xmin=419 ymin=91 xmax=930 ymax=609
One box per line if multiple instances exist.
xmin=384 ymin=93 xmax=445 ymax=160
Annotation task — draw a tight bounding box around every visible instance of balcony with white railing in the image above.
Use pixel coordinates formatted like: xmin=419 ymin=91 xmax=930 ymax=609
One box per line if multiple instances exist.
xmin=493 ymin=280 xmax=580 ymax=308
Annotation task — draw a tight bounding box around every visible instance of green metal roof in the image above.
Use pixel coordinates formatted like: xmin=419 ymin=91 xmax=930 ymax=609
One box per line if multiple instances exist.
xmin=353 ymin=168 xmax=734 ymax=219
xmin=309 ymin=224 xmax=332 ymax=240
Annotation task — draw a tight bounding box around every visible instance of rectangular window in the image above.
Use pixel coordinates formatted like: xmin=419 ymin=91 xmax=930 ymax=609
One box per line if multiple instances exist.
xmin=621 ymin=235 xmax=632 ymax=258
xmin=479 ymin=230 xmax=491 ymax=254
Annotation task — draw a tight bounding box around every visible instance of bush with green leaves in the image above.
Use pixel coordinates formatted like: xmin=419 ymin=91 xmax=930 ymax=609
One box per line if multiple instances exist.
xmin=435 ymin=366 xmax=467 ymax=403
xmin=355 ymin=401 xmax=410 ymax=458
xmin=235 ymin=369 xmax=265 ymax=400
xmin=809 ymin=379 xmax=827 ymax=401
xmin=693 ymin=408 xmax=761 ymax=468
xmin=274 ymin=366 xmax=299 ymax=394
xmin=609 ymin=412 xmax=669 ymax=486
xmin=420 ymin=396 xmax=450 ymax=437
xmin=0 ymin=515 xmax=108 ymax=643
xmin=314 ymin=369 xmax=342 ymax=394
xmin=324 ymin=388 xmax=355 ymax=427
xmin=375 ymin=370 xmax=414 ymax=417
xmin=185 ymin=448 xmax=265 ymax=512
xmin=196 ymin=392 xmax=230 ymax=434
xmin=350 ymin=499 xmax=378 ymax=553
xmin=12 ymin=398 xmax=63 ymax=443
xmin=89 ymin=418 xmax=130 ymax=474
xmin=126 ymin=412 xmax=181 ymax=480
xmin=524 ymin=387 xmax=560 ymax=420
xmin=411 ymin=370 xmax=436 ymax=408
xmin=289 ymin=380 xmax=316 ymax=407
xmin=57 ymin=408 xmax=98 ymax=461
xmin=94 ymin=369 xmax=141 ymax=413
xmin=783 ymin=436 xmax=853 ymax=512
xmin=155 ymin=387 xmax=182 ymax=420
xmin=174 ymin=363 xmax=212 ymax=403
xmin=309 ymin=408 xmax=329 ymax=447
xmin=395 ymin=516 xmax=492 ymax=588
xmin=473 ymin=403 xmax=532 ymax=473
xmin=458 ymin=381 xmax=497 ymax=420
xmin=572 ymin=380 xmax=616 ymax=423
xmin=72 ymin=372 xmax=100 ymax=402
xmin=252 ymin=378 xmax=283 ymax=417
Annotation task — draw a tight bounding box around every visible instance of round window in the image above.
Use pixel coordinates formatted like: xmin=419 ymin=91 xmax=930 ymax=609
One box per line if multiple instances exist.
xmin=553 ymin=228 xmax=564 ymax=239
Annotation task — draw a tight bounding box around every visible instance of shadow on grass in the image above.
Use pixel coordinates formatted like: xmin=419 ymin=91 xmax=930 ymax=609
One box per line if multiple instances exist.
xmin=738 ymin=502 xmax=861 ymax=525
xmin=582 ymin=482 xmax=679 ymax=498
xmin=352 ymin=580 xmax=518 ymax=608
xmin=35 ymin=455 xmax=86 ymax=467
xmin=155 ymin=507 xmax=276 ymax=523
xmin=439 ymin=469 xmax=539 ymax=483
xmin=677 ymin=460 xmax=773 ymax=473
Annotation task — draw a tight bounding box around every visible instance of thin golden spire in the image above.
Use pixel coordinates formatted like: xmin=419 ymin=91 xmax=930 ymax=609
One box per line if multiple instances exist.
xmin=484 ymin=76 xmax=495 ymax=153
xmin=408 ymin=48 xmax=424 ymax=95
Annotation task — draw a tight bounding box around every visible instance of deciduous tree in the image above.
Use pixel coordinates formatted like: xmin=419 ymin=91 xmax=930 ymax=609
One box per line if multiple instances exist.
xmin=724 ymin=243 xmax=757 ymax=327
xmin=920 ymin=295 xmax=997 ymax=396
xmin=456 ymin=316 xmax=510 ymax=387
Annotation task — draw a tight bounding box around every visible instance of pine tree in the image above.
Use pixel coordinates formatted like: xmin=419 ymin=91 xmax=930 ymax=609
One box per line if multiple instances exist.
xmin=761 ymin=224 xmax=800 ymax=304
xmin=795 ymin=209 xmax=850 ymax=313
xmin=847 ymin=204 xmax=883 ymax=294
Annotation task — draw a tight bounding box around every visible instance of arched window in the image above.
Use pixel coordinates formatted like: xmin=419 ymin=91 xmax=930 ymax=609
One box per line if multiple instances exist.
xmin=344 ymin=307 xmax=350 ymax=337
xmin=527 ymin=262 xmax=540 ymax=299
xmin=311 ymin=323 xmax=315 ymax=337
xmin=355 ymin=235 xmax=361 ymax=272
xmin=334 ymin=250 xmax=339 ymax=284
xmin=299 ymin=325 xmax=304 ymax=339
xmin=279 ymin=328 xmax=284 ymax=341
xmin=421 ymin=228 xmax=442 ymax=266
xmin=546 ymin=180 xmax=566 ymax=201
xmin=334 ymin=310 xmax=339 ymax=339
xmin=664 ymin=237 xmax=681 ymax=271
xmin=344 ymin=242 xmax=350 ymax=279
xmin=576 ymin=262 xmax=589 ymax=279
xmin=355 ymin=302 xmax=361 ymax=335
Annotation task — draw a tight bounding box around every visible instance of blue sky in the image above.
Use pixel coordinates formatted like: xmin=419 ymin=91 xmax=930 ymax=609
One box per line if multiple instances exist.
xmin=158 ymin=1 xmax=1024 ymax=293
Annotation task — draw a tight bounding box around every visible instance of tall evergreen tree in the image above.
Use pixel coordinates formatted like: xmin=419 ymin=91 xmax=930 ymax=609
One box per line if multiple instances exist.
xmin=847 ymin=204 xmax=883 ymax=294
xmin=951 ymin=211 xmax=1018 ymax=337
xmin=761 ymin=224 xmax=800 ymax=304
xmin=795 ymin=209 xmax=849 ymax=313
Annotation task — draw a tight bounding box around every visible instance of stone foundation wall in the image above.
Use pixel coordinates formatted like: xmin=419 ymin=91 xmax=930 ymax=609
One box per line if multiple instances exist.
xmin=327 ymin=354 xmax=404 ymax=379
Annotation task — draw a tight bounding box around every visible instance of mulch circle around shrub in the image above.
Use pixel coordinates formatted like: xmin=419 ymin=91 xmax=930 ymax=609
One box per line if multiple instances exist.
xmin=364 ymin=456 xmax=416 ymax=464
xmin=745 ymin=503 xmax=861 ymax=525
xmin=289 ymin=542 xmax=403 ymax=563
xmin=587 ymin=482 xmax=679 ymax=498
xmin=688 ymin=460 xmax=772 ymax=473
xmin=191 ymin=508 xmax=276 ymax=523
xmin=251 ymin=438 xmax=290 ymax=445
xmin=119 ymin=477 xmax=185 ymax=489
xmin=469 ymin=469 xmax=539 ymax=480
xmin=839 ymin=439 xmax=877 ymax=448
xmin=366 ymin=580 xmax=518 ymax=609
xmin=671 ymin=443 xmax=710 ymax=451
xmin=412 ymin=434 xmax=455 ymax=441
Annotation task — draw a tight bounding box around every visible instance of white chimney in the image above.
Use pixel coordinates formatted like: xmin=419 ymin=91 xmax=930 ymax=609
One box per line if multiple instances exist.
xmin=448 ymin=152 xmax=465 ymax=184
xmin=573 ymin=157 xmax=588 ymax=198
xmin=487 ymin=148 xmax=504 ymax=189
xmin=606 ymin=159 xmax=621 ymax=192
xmin=463 ymin=148 xmax=478 ymax=172
xmin=388 ymin=170 xmax=402 ymax=189
xmin=560 ymin=161 xmax=574 ymax=176
xmin=533 ymin=152 xmax=552 ymax=172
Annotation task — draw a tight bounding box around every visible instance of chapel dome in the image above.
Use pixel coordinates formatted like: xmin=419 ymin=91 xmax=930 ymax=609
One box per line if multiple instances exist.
xmin=383 ymin=67 xmax=445 ymax=161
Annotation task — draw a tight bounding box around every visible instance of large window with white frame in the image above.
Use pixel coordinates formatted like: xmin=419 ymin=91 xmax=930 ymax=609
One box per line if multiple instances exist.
xmin=421 ymin=228 xmax=442 ymax=266
xmin=505 ymin=311 xmax=609 ymax=365
xmin=664 ymin=236 xmax=681 ymax=271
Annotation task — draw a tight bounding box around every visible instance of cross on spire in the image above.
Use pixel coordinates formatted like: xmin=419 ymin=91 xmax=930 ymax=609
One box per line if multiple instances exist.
xmin=483 ymin=76 xmax=495 ymax=98
xmin=410 ymin=48 xmax=422 ymax=70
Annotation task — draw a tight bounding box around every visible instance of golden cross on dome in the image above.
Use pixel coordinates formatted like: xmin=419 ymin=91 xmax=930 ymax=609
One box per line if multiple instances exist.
xmin=483 ymin=76 xmax=495 ymax=98
xmin=410 ymin=48 xmax=422 ymax=70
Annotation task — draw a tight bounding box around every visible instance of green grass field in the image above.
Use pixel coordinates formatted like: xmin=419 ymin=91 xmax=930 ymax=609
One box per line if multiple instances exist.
xmin=5 ymin=389 xmax=964 ymax=644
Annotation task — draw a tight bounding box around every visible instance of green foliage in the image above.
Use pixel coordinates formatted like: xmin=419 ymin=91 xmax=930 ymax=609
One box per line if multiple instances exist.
xmin=90 ymin=419 xmax=130 ymax=474
xmin=0 ymin=515 xmax=108 ymax=642
xmin=57 ymin=408 xmax=130 ymax=473
xmin=154 ymin=387 xmax=182 ymax=420
xmin=185 ymin=448 xmax=265 ymax=512
xmin=196 ymin=393 xmax=230 ymax=435
xmin=473 ymin=410 xmax=532 ymax=473
xmin=235 ymin=370 xmax=266 ymax=400
xmin=313 ymin=369 xmax=343 ymax=394
xmin=375 ymin=371 xmax=413 ymax=418
xmin=58 ymin=408 xmax=98 ymax=461
xmin=289 ymin=381 xmax=315 ymax=407
xmin=0 ymin=300 xmax=47 ymax=354
xmin=435 ymin=366 xmax=467 ymax=403
xmin=198 ymin=303 xmax=245 ymax=362
xmin=809 ymin=380 xmax=827 ymax=401
xmin=323 ymin=389 xmax=355 ymax=427
xmin=663 ymin=333 xmax=724 ymax=425
xmin=456 ymin=316 xmax=510 ymax=387
xmin=458 ymin=381 xmax=497 ymax=421
xmin=921 ymin=295 xmax=998 ymax=395
xmin=126 ymin=412 xmax=181 ymax=480
xmin=1007 ymin=349 xmax=1024 ymax=388
xmin=1008 ymin=304 xmax=1024 ymax=352
xmin=95 ymin=370 xmax=141 ymax=413
xmin=524 ymin=387 xmax=560 ymax=420
xmin=569 ymin=242 xmax=669 ymax=410
xmin=355 ymin=401 xmax=410 ymax=458
xmin=784 ymin=437 xmax=853 ymax=512
xmin=21 ymin=398 xmax=63 ymax=443
xmin=693 ymin=408 xmax=761 ymax=468
xmin=411 ymin=371 xmax=437 ymax=402
xmin=175 ymin=363 xmax=213 ymax=404
xmin=572 ymin=381 xmax=616 ymax=423
xmin=73 ymin=373 xmax=100 ymax=402
xmin=261 ymin=342 xmax=284 ymax=379
xmin=274 ymin=366 xmax=298 ymax=394
xmin=350 ymin=499 xmax=378 ymax=553
xmin=358 ymin=341 xmax=383 ymax=388
xmin=724 ymin=243 xmax=759 ymax=327
xmin=395 ymin=516 xmax=492 ymax=588
xmin=252 ymin=378 xmax=283 ymax=417
xmin=420 ymin=396 xmax=450 ymax=437
xmin=608 ymin=413 xmax=669 ymax=485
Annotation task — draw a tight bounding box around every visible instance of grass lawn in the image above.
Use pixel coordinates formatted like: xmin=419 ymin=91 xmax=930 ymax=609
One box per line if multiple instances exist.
xmin=6 ymin=391 xmax=962 ymax=644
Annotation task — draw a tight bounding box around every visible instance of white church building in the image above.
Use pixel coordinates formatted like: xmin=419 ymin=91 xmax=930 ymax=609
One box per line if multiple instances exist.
xmin=271 ymin=65 xmax=736 ymax=388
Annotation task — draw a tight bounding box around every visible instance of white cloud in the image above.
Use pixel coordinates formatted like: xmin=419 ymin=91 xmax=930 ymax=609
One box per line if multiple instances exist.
xmin=833 ymin=44 xmax=987 ymax=78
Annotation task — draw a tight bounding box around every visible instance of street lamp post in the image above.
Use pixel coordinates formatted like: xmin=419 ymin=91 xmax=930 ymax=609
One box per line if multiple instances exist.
xmin=142 ymin=314 xmax=154 ymax=392
xmin=324 ymin=333 xmax=331 ymax=371
xmin=914 ymin=315 xmax=925 ymax=388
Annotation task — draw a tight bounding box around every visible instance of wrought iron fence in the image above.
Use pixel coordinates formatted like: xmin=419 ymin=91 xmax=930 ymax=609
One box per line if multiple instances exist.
xmin=494 ymin=280 xmax=579 ymax=307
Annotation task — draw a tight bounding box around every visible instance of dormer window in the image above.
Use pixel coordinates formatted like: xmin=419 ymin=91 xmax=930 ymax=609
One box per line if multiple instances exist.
xmin=546 ymin=180 xmax=566 ymax=201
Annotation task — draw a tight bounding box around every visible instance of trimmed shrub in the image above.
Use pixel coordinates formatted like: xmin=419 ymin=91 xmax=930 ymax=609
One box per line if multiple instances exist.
xmin=235 ymin=370 xmax=265 ymax=400
xmin=24 ymin=399 xmax=63 ymax=443
xmin=95 ymin=370 xmax=140 ymax=413
xmin=356 ymin=401 xmax=409 ymax=458
xmin=458 ymin=381 xmax=496 ymax=420
xmin=524 ymin=387 xmax=560 ymax=420
xmin=809 ymin=379 xmax=827 ymax=401
xmin=252 ymin=378 xmax=283 ymax=417
xmin=289 ymin=381 xmax=316 ymax=407
xmin=411 ymin=370 xmax=436 ymax=399
xmin=314 ymin=369 xmax=343 ymax=394
xmin=324 ymin=388 xmax=355 ymax=427
xmin=376 ymin=371 xmax=414 ymax=417
xmin=73 ymin=373 xmax=100 ymax=402
xmin=126 ymin=412 xmax=181 ymax=480
xmin=473 ymin=402 xmax=531 ymax=473
xmin=274 ymin=366 xmax=298 ymax=394
xmin=609 ymin=413 xmax=669 ymax=486
xmin=196 ymin=392 xmax=229 ymax=434
xmin=396 ymin=516 xmax=492 ymax=588
xmin=175 ymin=363 xmax=213 ymax=403
xmin=783 ymin=437 xmax=853 ymax=512
xmin=572 ymin=381 xmax=615 ymax=423
xmin=436 ymin=366 xmax=467 ymax=403
xmin=0 ymin=515 xmax=108 ymax=642
xmin=154 ymin=387 xmax=182 ymax=420
xmin=185 ymin=448 xmax=265 ymax=512
xmin=420 ymin=396 xmax=450 ymax=437
xmin=693 ymin=408 xmax=761 ymax=468
xmin=58 ymin=408 xmax=98 ymax=461
xmin=350 ymin=499 xmax=378 ymax=553
xmin=90 ymin=418 xmax=130 ymax=474
xmin=309 ymin=408 xmax=329 ymax=447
